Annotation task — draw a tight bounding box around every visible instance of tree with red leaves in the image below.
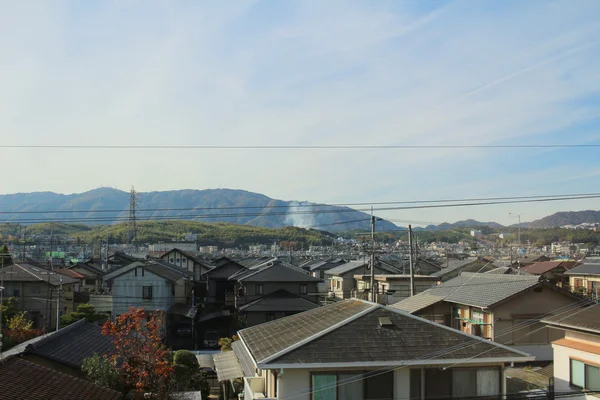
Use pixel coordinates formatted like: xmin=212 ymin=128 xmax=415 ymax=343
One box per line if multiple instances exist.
xmin=102 ymin=307 xmax=174 ymax=398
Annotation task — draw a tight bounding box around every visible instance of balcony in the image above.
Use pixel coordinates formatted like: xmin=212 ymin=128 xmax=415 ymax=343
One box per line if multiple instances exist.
xmin=243 ymin=377 xmax=275 ymax=400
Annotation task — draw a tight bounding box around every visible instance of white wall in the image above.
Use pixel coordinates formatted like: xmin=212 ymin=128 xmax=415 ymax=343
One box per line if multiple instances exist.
xmin=112 ymin=268 xmax=173 ymax=317
xmin=553 ymin=337 xmax=600 ymax=399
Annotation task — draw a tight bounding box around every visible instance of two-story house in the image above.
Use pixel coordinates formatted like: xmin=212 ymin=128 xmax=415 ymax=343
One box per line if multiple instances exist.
xmin=160 ymin=248 xmax=213 ymax=282
xmin=542 ymin=303 xmax=600 ymax=398
xmin=67 ymin=261 xmax=105 ymax=292
xmin=565 ymin=261 xmax=600 ymax=300
xmin=521 ymin=261 xmax=581 ymax=287
xmin=204 ymin=257 xmax=248 ymax=306
xmin=326 ymin=260 xmax=401 ymax=300
xmin=101 ymin=260 xmax=194 ymax=322
xmin=213 ymin=299 xmax=535 ymax=400
xmin=391 ymin=272 xmax=584 ymax=360
xmin=230 ymin=259 xmax=320 ymax=326
xmin=430 ymin=258 xmax=497 ymax=282
xmin=353 ymin=274 xmax=439 ymax=303
xmin=0 ymin=263 xmax=78 ymax=330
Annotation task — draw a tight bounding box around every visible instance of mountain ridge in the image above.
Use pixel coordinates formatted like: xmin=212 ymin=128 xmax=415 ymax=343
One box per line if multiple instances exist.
xmin=0 ymin=188 xmax=400 ymax=232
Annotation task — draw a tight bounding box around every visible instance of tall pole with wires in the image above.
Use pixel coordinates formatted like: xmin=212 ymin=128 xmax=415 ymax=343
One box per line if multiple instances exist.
xmin=408 ymin=225 xmax=415 ymax=297
xmin=128 ymin=186 xmax=138 ymax=244
xmin=370 ymin=207 xmax=376 ymax=302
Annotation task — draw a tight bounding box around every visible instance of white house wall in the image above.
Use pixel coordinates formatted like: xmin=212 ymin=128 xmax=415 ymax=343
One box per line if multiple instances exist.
xmin=112 ymin=268 xmax=174 ymax=317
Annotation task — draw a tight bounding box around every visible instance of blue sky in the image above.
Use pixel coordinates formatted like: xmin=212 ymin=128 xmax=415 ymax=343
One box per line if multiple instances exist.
xmin=1 ymin=0 xmax=600 ymax=226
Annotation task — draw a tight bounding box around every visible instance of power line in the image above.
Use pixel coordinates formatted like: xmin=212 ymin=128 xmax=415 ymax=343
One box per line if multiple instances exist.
xmin=2 ymin=144 xmax=600 ymax=150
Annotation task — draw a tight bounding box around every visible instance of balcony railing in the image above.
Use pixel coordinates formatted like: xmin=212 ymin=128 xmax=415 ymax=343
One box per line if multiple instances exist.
xmin=243 ymin=377 xmax=276 ymax=400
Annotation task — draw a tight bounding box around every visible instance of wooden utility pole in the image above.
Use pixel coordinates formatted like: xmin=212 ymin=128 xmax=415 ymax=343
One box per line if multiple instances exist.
xmin=408 ymin=225 xmax=415 ymax=297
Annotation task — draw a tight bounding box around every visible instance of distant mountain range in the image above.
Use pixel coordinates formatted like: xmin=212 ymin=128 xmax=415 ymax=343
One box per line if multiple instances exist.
xmin=0 ymin=188 xmax=400 ymax=232
xmin=523 ymin=210 xmax=600 ymax=229
xmin=418 ymin=219 xmax=505 ymax=231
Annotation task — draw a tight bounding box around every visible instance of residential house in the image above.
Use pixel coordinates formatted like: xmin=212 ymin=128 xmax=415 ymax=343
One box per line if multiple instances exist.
xmin=391 ymin=272 xmax=584 ymax=360
xmin=542 ymin=304 xmax=600 ymax=398
xmin=213 ymin=299 xmax=535 ymax=400
xmin=67 ymin=261 xmax=105 ymax=292
xmin=0 ymin=263 xmax=78 ymax=330
xmin=509 ymin=255 xmax=551 ymax=268
xmin=485 ymin=266 xmax=528 ymax=275
xmin=326 ymin=260 xmax=401 ymax=300
xmin=300 ymin=258 xmax=347 ymax=279
xmin=101 ymin=259 xmax=194 ymax=320
xmin=204 ymin=257 xmax=248 ymax=305
xmin=0 ymin=357 xmax=121 ymax=400
xmin=520 ymin=261 xmax=581 ymax=286
xmin=160 ymin=248 xmax=213 ymax=282
xmin=431 ymin=258 xmax=497 ymax=281
xmin=353 ymin=274 xmax=439 ymax=303
xmin=231 ymin=259 xmax=320 ymax=326
xmin=1 ymin=318 xmax=113 ymax=378
xmin=566 ymin=261 xmax=600 ymax=301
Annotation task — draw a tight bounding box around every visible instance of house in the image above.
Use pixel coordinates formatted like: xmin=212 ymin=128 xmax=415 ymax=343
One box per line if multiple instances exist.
xmin=231 ymin=259 xmax=320 ymax=326
xmin=509 ymin=255 xmax=551 ymax=268
xmin=391 ymin=272 xmax=584 ymax=360
xmin=485 ymin=266 xmax=528 ymax=275
xmin=160 ymin=248 xmax=213 ymax=282
xmin=300 ymin=258 xmax=347 ymax=279
xmin=213 ymin=299 xmax=535 ymax=400
xmin=565 ymin=261 xmax=600 ymax=300
xmin=0 ymin=263 xmax=78 ymax=330
xmin=353 ymin=274 xmax=439 ymax=303
xmin=102 ymin=259 xmax=194 ymax=320
xmin=0 ymin=357 xmax=121 ymax=400
xmin=431 ymin=258 xmax=497 ymax=281
xmin=325 ymin=260 xmax=401 ymax=300
xmin=1 ymin=318 xmax=113 ymax=378
xmin=520 ymin=261 xmax=581 ymax=286
xmin=67 ymin=261 xmax=105 ymax=292
xmin=542 ymin=304 xmax=600 ymax=397
xmin=204 ymin=257 xmax=248 ymax=305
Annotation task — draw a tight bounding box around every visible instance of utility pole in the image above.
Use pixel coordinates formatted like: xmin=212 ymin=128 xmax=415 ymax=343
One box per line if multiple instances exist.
xmin=370 ymin=207 xmax=376 ymax=303
xmin=56 ymin=275 xmax=63 ymax=331
xmin=128 ymin=186 xmax=138 ymax=244
xmin=22 ymin=226 xmax=26 ymax=262
xmin=408 ymin=225 xmax=415 ymax=297
xmin=49 ymin=228 xmax=53 ymax=270
xmin=105 ymin=233 xmax=110 ymax=272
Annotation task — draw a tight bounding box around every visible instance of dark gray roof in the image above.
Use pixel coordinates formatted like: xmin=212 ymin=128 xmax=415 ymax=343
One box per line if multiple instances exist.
xmin=565 ymin=262 xmax=600 ymax=276
xmin=146 ymin=260 xmax=193 ymax=282
xmin=239 ymin=300 xmax=373 ymax=363
xmin=270 ymin=307 xmax=530 ymax=365
xmin=232 ymin=340 xmax=256 ymax=376
xmin=234 ymin=261 xmax=318 ymax=283
xmin=392 ymin=273 xmax=541 ymax=312
xmin=485 ymin=266 xmax=526 ymax=275
xmin=2 ymin=319 xmax=113 ymax=368
xmin=0 ymin=263 xmax=78 ymax=286
xmin=431 ymin=258 xmax=494 ymax=277
xmin=325 ymin=260 xmax=401 ymax=276
xmin=541 ymin=303 xmax=600 ymax=334
xmin=239 ymin=290 xmax=319 ymax=313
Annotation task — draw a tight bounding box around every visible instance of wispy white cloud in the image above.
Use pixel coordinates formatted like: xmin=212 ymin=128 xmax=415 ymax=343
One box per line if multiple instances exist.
xmin=0 ymin=0 xmax=599 ymax=224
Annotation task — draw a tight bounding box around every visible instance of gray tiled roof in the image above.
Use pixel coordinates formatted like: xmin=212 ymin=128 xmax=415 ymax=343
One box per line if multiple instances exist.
xmin=392 ymin=273 xmax=541 ymax=313
xmin=239 ymin=299 xmax=373 ymax=363
xmin=238 ymin=290 xmax=319 ymax=313
xmin=431 ymin=258 xmax=493 ymax=277
xmin=146 ymin=260 xmax=194 ymax=282
xmin=270 ymin=307 xmax=529 ymax=365
xmin=541 ymin=303 xmax=600 ymax=334
xmin=485 ymin=267 xmax=526 ymax=275
xmin=232 ymin=340 xmax=255 ymax=377
xmin=325 ymin=260 xmax=401 ymax=276
xmin=1 ymin=263 xmax=78 ymax=285
xmin=234 ymin=261 xmax=318 ymax=283
xmin=565 ymin=262 xmax=600 ymax=276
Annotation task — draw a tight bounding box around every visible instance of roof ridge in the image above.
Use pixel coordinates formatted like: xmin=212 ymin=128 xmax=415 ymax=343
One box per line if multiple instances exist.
xmin=15 ymin=263 xmax=42 ymax=281
xmin=254 ymin=301 xmax=379 ymax=365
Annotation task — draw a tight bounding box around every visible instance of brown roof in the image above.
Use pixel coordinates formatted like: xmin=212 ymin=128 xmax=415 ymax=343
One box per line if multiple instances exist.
xmin=521 ymin=261 xmax=580 ymax=275
xmin=56 ymin=268 xmax=85 ymax=279
xmin=541 ymin=303 xmax=600 ymax=334
xmin=0 ymin=357 xmax=121 ymax=400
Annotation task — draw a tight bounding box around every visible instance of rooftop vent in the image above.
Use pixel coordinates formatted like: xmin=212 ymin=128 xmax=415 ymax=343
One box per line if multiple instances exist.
xmin=378 ymin=317 xmax=393 ymax=327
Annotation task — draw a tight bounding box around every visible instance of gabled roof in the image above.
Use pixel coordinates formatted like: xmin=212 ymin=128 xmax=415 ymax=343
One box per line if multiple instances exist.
xmin=565 ymin=262 xmax=600 ymax=276
xmin=239 ymin=299 xmax=533 ymax=368
xmin=239 ymin=289 xmax=319 ymax=313
xmin=431 ymin=258 xmax=493 ymax=277
xmin=69 ymin=262 xmax=104 ymax=277
xmin=205 ymin=258 xmax=247 ymax=279
xmin=56 ymin=268 xmax=85 ymax=279
xmin=233 ymin=260 xmax=318 ymax=283
xmin=0 ymin=263 xmax=78 ymax=286
xmin=0 ymin=357 xmax=121 ymax=400
xmin=161 ymin=248 xmax=212 ymax=269
xmin=1 ymin=319 xmax=113 ymax=368
xmin=325 ymin=260 xmax=401 ymax=276
xmin=521 ymin=261 xmax=581 ymax=275
xmin=392 ymin=273 xmax=542 ymax=313
xmin=102 ymin=260 xmax=192 ymax=282
xmin=541 ymin=303 xmax=600 ymax=334
xmin=485 ymin=266 xmax=528 ymax=275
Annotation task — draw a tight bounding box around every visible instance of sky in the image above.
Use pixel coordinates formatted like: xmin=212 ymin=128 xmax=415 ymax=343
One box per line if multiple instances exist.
xmin=1 ymin=0 xmax=600 ymax=226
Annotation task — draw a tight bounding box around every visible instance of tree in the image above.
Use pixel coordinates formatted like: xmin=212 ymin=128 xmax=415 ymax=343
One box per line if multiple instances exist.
xmin=0 ymin=297 xmax=19 ymax=326
xmin=1 ymin=312 xmax=44 ymax=350
xmin=0 ymin=244 xmax=12 ymax=266
xmin=61 ymin=303 xmax=108 ymax=327
xmin=172 ymin=350 xmax=210 ymax=399
xmin=102 ymin=307 xmax=174 ymax=398
xmin=218 ymin=335 xmax=239 ymax=352
xmin=82 ymin=353 xmax=121 ymax=389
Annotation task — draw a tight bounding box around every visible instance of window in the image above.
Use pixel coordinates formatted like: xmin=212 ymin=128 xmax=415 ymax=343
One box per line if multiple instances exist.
xmin=336 ymin=281 xmax=341 ymax=290
xmin=13 ymin=288 xmax=20 ymax=297
xmin=255 ymin=284 xmax=264 ymax=295
xmin=574 ymin=278 xmax=584 ymax=288
xmin=142 ymin=286 xmax=153 ymax=300
xmin=300 ymin=284 xmax=308 ymax=295
xmin=170 ymin=258 xmax=174 ymax=263
xmin=142 ymin=268 xmax=145 ymax=277
xmin=171 ymin=284 xmax=175 ymax=296
xmin=176 ymin=258 xmax=180 ymax=263
xmin=135 ymin=268 xmax=138 ymax=277
xmin=310 ymin=372 xmax=392 ymax=400
xmin=423 ymin=367 xmax=501 ymax=398
xmin=571 ymin=359 xmax=600 ymax=390
xmin=31 ymin=284 xmax=41 ymax=294
xmin=266 ymin=313 xmax=275 ymax=322
xmin=85 ymin=279 xmax=95 ymax=285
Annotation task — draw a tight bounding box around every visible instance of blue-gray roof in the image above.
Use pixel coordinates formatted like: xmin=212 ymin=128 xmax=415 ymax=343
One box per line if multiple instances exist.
xmin=565 ymin=262 xmax=600 ymax=276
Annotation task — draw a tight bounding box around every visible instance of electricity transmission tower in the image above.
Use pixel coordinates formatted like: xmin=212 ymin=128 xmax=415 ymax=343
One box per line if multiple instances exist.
xmin=128 ymin=186 xmax=139 ymax=243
